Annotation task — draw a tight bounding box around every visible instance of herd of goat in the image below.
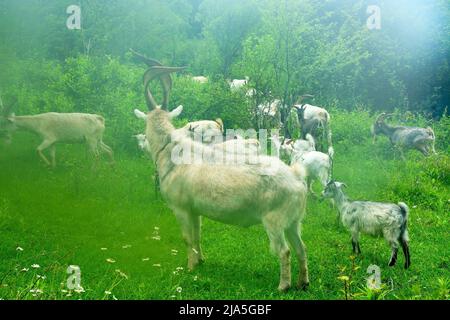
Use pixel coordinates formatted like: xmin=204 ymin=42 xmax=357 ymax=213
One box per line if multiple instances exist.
xmin=0 ymin=50 xmax=438 ymax=291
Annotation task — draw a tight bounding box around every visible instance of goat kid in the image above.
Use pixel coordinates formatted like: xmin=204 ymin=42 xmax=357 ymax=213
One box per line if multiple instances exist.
xmin=322 ymin=181 xmax=411 ymax=269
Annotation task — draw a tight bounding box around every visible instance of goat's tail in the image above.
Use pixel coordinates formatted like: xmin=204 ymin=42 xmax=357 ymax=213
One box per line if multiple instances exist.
xmin=398 ymin=201 xmax=411 ymax=269
xmin=398 ymin=202 xmax=409 ymax=240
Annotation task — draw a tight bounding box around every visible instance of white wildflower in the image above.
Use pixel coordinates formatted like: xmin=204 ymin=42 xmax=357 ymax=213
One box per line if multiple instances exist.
xmin=115 ymin=269 xmax=128 ymax=279
xmin=176 ymin=287 xmax=182 ymax=293
xmin=74 ymin=287 xmax=85 ymax=294
xmin=31 ymin=264 xmax=40 ymax=269
xmin=106 ymin=258 xmax=116 ymax=263
xmin=16 ymin=246 xmax=24 ymax=251
xmin=142 ymin=257 xmax=150 ymax=262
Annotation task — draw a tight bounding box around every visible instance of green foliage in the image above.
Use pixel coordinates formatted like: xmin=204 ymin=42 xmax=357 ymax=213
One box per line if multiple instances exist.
xmin=1 ymin=0 xmax=448 ymax=115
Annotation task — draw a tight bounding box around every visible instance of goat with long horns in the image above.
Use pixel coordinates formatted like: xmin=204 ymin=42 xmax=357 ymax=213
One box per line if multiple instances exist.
xmin=132 ymin=50 xmax=310 ymax=292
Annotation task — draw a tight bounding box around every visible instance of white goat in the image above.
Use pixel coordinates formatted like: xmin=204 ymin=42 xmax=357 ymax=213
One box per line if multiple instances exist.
xmin=134 ymin=131 xmax=260 ymax=160
xmin=192 ymin=76 xmax=208 ymax=84
xmin=294 ymin=101 xmax=332 ymax=152
xmin=134 ymin=108 xmax=224 ymax=144
xmin=290 ymin=134 xmax=333 ymax=194
xmin=133 ymin=133 xmax=150 ymax=153
xmin=322 ymin=181 xmax=411 ymax=269
xmin=132 ymin=54 xmax=310 ymax=291
xmin=229 ymin=76 xmax=249 ymax=91
xmin=269 ymin=135 xmax=295 ymax=162
xmin=257 ymin=99 xmax=283 ymax=129
xmin=0 ymin=110 xmax=114 ymax=167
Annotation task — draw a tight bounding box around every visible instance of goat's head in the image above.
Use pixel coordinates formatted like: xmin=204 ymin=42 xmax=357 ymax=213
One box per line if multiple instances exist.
xmin=322 ymin=180 xmax=347 ymax=198
xmin=371 ymin=112 xmax=393 ymax=142
xmin=133 ymin=134 xmax=148 ymax=150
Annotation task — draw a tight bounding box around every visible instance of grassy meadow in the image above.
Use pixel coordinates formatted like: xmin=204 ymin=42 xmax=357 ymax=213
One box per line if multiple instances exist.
xmin=0 ymin=112 xmax=448 ymax=300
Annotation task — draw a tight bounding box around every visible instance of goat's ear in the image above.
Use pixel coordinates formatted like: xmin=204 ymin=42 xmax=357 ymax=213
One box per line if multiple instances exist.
xmin=169 ymin=105 xmax=183 ymax=119
xmin=134 ymin=109 xmax=147 ymax=120
xmin=335 ymin=182 xmax=347 ymax=189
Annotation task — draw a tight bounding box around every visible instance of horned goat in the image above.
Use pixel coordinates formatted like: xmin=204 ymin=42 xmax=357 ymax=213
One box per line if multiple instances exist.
xmin=294 ymin=97 xmax=332 ymax=153
xmin=322 ymin=181 xmax=411 ymax=269
xmin=0 ymin=105 xmax=114 ymax=167
xmin=371 ymin=113 xmax=436 ymax=158
xmin=132 ymin=50 xmax=310 ymax=291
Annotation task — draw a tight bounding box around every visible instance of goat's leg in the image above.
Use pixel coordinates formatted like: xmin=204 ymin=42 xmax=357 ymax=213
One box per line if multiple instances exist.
xmin=388 ymin=241 xmax=399 ymax=267
xmin=87 ymin=140 xmax=100 ymax=169
xmin=285 ymin=221 xmax=309 ymax=290
xmin=430 ymin=140 xmax=437 ymax=155
xmin=192 ymin=215 xmax=205 ymax=263
xmin=351 ymin=232 xmax=361 ymax=255
xmin=49 ymin=145 xmax=56 ymax=168
xmin=308 ymin=178 xmax=316 ymax=196
xmin=418 ymin=144 xmax=429 ymax=156
xmin=263 ymin=217 xmax=291 ymax=292
xmin=36 ymin=140 xmax=54 ymax=166
xmin=99 ymin=141 xmax=115 ymax=164
xmin=173 ymin=209 xmax=200 ymax=271
xmin=400 ymin=239 xmax=411 ymax=269
xmin=399 ymin=147 xmax=406 ymax=161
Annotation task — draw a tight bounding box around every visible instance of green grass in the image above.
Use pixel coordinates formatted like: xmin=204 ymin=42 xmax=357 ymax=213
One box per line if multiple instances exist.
xmin=0 ymin=130 xmax=448 ymax=300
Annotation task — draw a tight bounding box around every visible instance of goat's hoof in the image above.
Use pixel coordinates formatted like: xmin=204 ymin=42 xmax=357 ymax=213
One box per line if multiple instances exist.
xmin=278 ymin=283 xmax=291 ymax=292
xmin=404 ymin=262 xmax=410 ymax=269
xmin=297 ymin=282 xmax=309 ymax=291
xmin=388 ymin=260 xmax=397 ymax=267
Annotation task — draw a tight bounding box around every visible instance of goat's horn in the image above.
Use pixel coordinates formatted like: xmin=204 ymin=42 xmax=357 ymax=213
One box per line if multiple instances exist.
xmin=143 ymin=66 xmax=186 ymax=110
xmin=131 ymin=49 xmax=186 ymax=110
xmin=375 ymin=112 xmax=387 ymax=122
